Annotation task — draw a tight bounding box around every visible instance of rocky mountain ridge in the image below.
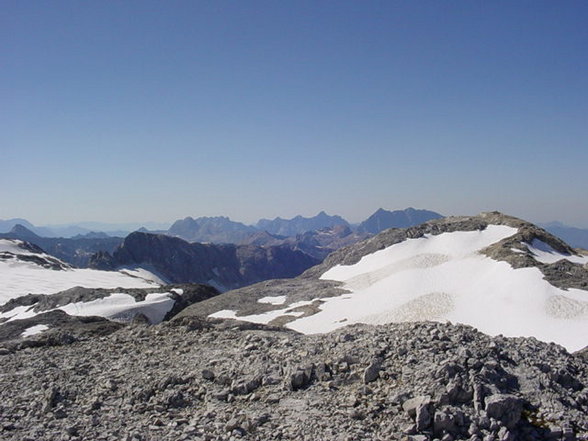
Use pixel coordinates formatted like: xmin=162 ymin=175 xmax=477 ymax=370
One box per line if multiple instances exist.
xmin=91 ymin=232 xmax=319 ymax=291
xmin=0 ymin=208 xmax=443 ymax=269
xmin=0 ymin=284 xmax=220 ymax=348
xmin=256 ymin=211 xmax=351 ymax=237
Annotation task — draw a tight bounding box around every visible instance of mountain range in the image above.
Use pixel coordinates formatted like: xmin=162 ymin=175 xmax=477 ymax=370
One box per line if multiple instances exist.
xmin=1 ymin=208 xmax=442 ymax=242
xmin=540 ymin=222 xmax=588 ymax=250
xmin=256 ymin=211 xmax=350 ymax=236
xmin=167 ymin=216 xmax=257 ymax=243
xmin=3 ymin=209 xmax=588 ymax=251
xmin=90 ymin=231 xmax=319 ymax=292
xmin=0 ymin=208 xmax=443 ymax=269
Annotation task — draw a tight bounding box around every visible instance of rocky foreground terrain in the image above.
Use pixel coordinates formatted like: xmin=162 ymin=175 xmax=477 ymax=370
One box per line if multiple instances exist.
xmin=1 ymin=318 xmax=587 ymax=441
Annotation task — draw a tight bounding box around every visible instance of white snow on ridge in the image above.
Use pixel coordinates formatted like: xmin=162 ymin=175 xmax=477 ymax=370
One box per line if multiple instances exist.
xmin=119 ymin=267 xmax=167 ymax=284
xmin=0 ymin=238 xmax=176 ymax=325
xmin=60 ymin=293 xmax=175 ymax=324
xmin=224 ymin=224 xmax=588 ymax=352
xmin=210 ymin=300 xmax=314 ymax=324
xmin=0 ymin=239 xmax=39 ymax=255
xmin=3 ymin=293 xmax=176 ymax=324
xmin=0 ymin=260 xmax=161 ymax=306
xmin=527 ymin=239 xmax=588 ymax=265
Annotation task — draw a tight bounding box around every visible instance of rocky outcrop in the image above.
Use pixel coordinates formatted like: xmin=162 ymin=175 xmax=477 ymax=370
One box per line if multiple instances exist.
xmin=0 ymin=320 xmax=587 ymax=440
xmin=0 ymin=284 xmax=218 ymax=323
xmin=0 ymin=310 xmax=124 ymax=352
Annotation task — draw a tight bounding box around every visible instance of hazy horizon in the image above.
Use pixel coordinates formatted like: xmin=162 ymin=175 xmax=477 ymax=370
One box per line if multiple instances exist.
xmin=3 ymin=2 xmax=587 ymax=228
xmin=3 ymin=205 xmax=588 ymax=231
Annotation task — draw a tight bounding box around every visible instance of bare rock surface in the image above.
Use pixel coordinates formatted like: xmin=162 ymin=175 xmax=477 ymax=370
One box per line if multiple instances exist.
xmin=1 ymin=319 xmax=587 ymax=440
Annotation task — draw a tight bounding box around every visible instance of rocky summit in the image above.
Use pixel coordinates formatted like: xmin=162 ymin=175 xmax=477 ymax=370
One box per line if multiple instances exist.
xmin=0 ymin=319 xmax=587 ymax=440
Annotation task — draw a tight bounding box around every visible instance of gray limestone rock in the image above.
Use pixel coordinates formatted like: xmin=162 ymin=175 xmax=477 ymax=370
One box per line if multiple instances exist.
xmin=484 ymin=394 xmax=523 ymax=429
xmin=0 ymin=320 xmax=586 ymax=441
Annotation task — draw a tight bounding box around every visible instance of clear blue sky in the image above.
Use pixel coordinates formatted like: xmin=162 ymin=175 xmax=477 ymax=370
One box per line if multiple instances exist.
xmin=2 ymin=1 xmax=587 ymax=226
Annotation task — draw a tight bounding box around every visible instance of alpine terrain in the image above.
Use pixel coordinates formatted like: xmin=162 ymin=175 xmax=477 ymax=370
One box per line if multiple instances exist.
xmin=1 ymin=212 xmax=588 ymax=441
xmin=180 ymin=212 xmax=588 ymax=352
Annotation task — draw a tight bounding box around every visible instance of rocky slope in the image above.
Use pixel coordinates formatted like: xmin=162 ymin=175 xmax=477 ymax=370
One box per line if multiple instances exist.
xmin=0 ymin=319 xmax=587 ymax=440
xmin=92 ymin=232 xmax=319 ymax=291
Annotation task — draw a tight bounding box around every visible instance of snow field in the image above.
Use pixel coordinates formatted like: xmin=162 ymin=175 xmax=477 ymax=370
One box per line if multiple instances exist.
xmin=209 ymin=226 xmax=588 ymax=352
xmin=0 ymin=260 xmax=160 ymax=305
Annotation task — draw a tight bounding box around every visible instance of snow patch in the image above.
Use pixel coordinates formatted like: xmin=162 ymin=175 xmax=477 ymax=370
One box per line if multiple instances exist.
xmin=59 ymin=292 xmax=175 ymax=324
xmin=210 ymin=300 xmax=314 ymax=325
xmin=21 ymin=324 xmax=49 ymax=337
xmin=0 ymin=305 xmax=36 ymax=321
xmin=258 ymin=295 xmax=287 ymax=305
xmin=3 ymin=292 xmax=176 ymax=324
xmin=119 ymin=266 xmax=167 ymax=284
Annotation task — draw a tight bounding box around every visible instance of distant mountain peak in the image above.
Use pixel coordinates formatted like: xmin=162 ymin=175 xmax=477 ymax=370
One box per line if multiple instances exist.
xmin=168 ymin=216 xmax=257 ymax=244
xmin=358 ymin=208 xmax=443 ymax=234
xmin=9 ymin=224 xmax=40 ymax=238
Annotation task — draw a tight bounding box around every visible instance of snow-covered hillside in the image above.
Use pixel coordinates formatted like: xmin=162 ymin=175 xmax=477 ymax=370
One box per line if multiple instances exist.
xmin=0 ymin=239 xmax=184 ymax=328
xmin=209 ymin=218 xmax=588 ymax=352
xmin=0 ymin=239 xmax=162 ymax=305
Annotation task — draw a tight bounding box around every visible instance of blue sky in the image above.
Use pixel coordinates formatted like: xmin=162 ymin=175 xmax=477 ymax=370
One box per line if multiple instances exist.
xmin=2 ymin=1 xmax=587 ymax=226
